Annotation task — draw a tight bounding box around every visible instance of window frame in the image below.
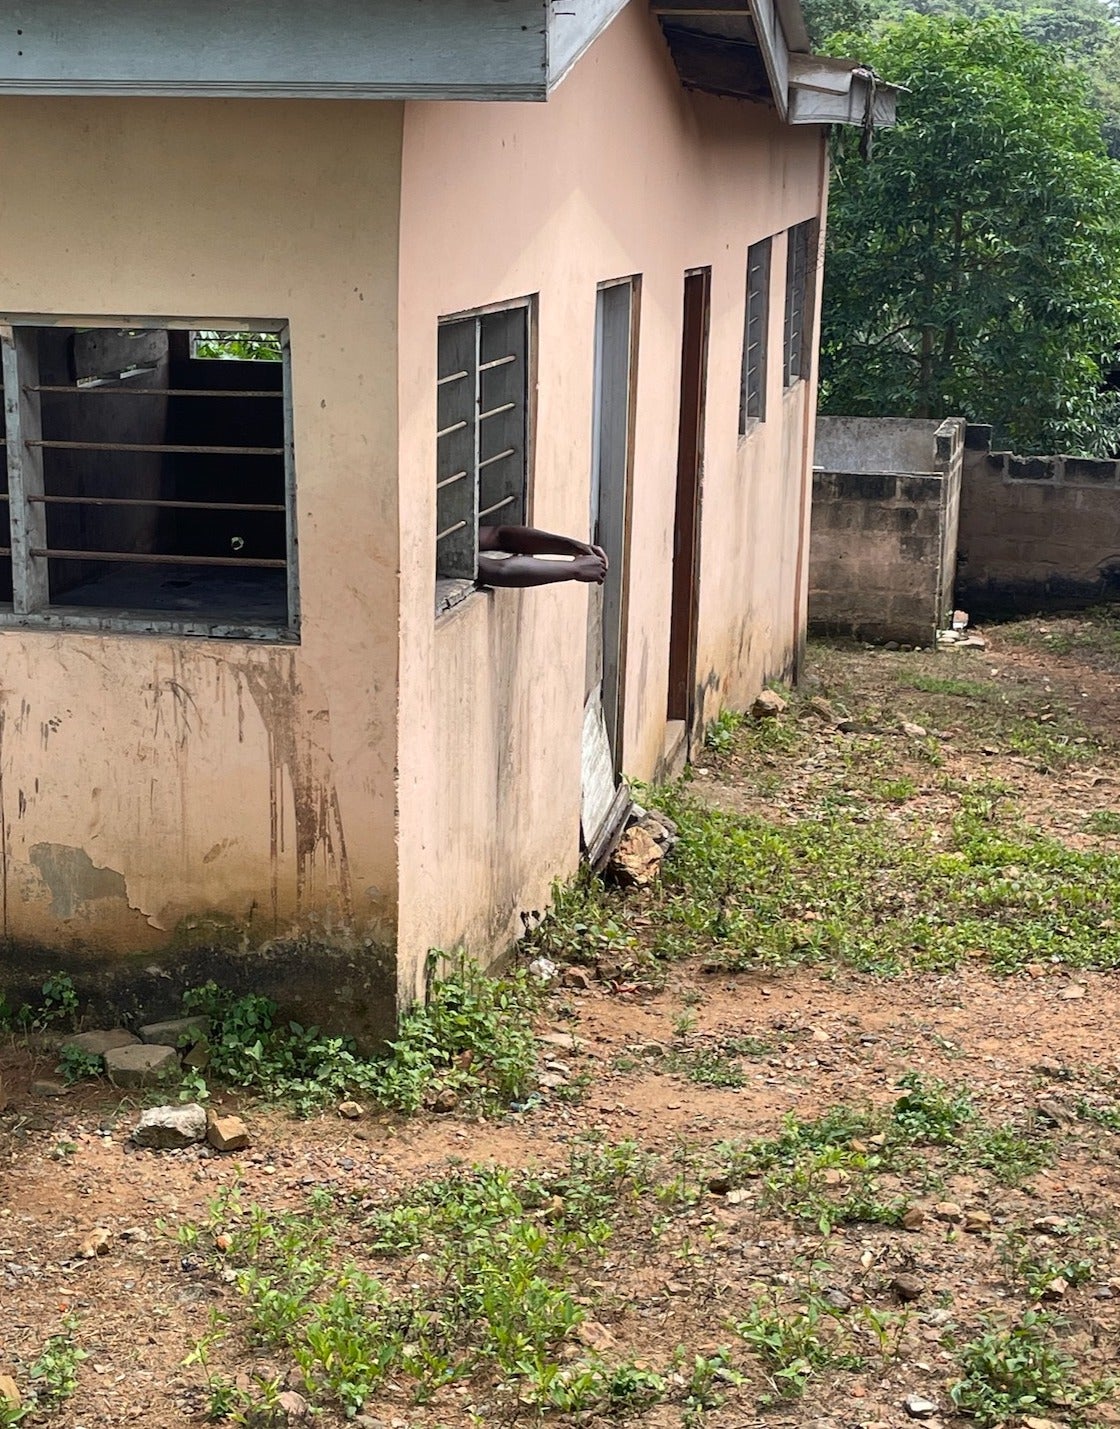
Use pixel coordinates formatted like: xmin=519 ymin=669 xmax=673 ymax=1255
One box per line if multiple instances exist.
xmin=739 ymin=237 xmax=772 ymax=434
xmin=783 ymin=220 xmax=818 ymax=389
xmin=435 ymin=294 xmax=535 ymax=615
xmin=0 ymin=314 xmax=298 ymax=642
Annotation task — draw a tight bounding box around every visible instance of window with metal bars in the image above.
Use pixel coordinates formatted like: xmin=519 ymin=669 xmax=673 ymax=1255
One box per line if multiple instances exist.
xmin=783 ymin=220 xmax=817 ymax=388
xmin=740 ymin=237 xmax=771 ymax=433
xmin=0 ymin=320 xmax=296 ymax=639
xmin=435 ymin=300 xmax=530 ymax=606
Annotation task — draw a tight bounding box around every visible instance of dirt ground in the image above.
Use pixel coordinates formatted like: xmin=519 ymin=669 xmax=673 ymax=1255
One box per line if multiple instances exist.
xmin=3 ymin=613 xmax=1120 ymax=1429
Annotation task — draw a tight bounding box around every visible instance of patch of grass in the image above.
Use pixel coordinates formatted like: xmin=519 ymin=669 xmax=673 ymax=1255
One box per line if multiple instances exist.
xmin=1 ymin=1318 xmax=89 ymax=1424
xmin=1077 ymin=1097 xmax=1120 ymax=1133
xmin=734 ymin=1277 xmax=906 ymax=1401
xmin=891 ymin=1072 xmax=974 ymax=1144
xmin=705 ymin=709 xmax=744 ymax=753
xmin=666 ymin=1045 xmax=747 ymax=1089
xmin=55 ymin=1045 xmax=103 ymax=1085
xmin=949 ymin=1311 xmax=1114 ymax=1425
xmin=871 ymin=776 xmax=918 ymax=803
xmin=1001 ymin=1235 xmax=1096 ymax=1304
xmin=902 ymin=674 xmax=1004 ymax=700
xmin=0 ymin=972 xmax=80 ymax=1034
xmin=1085 ymin=809 xmax=1120 ymax=835
xmin=176 ymin=958 xmax=540 ymax=1116
xmin=187 ymin=1142 xmax=669 ymax=1421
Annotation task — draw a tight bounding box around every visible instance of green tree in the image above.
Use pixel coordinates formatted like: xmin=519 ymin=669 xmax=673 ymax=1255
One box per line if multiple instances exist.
xmin=820 ymin=15 xmax=1120 ymax=454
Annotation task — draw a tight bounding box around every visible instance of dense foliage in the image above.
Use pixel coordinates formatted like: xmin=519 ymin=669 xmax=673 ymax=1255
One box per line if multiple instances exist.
xmin=819 ymin=15 xmax=1120 ymax=454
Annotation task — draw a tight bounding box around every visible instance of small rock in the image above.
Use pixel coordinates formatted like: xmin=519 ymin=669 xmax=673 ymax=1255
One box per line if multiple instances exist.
xmin=607 ymin=826 xmax=664 ymax=888
xmin=1021 ymin=1419 xmax=1065 ymax=1429
xmin=964 ymin=1210 xmax=993 ymax=1234
xmin=132 ymin=1103 xmax=207 ymax=1149
xmin=806 ymin=695 xmax=835 ymax=722
xmin=575 ymin=1319 xmax=617 ymax=1352
xmin=430 ymin=1088 xmax=458 ymax=1114
xmin=61 ymin=1029 xmax=139 ymax=1057
xmin=79 ymin=1227 xmax=111 ymax=1259
xmin=901 ymin=721 xmax=928 ymax=738
xmin=540 ymin=1032 xmax=580 ymax=1054
xmin=206 ymin=1112 xmax=250 ymax=1153
xmin=183 ymin=1038 xmax=212 ymax=1071
xmin=561 ymin=966 xmax=592 ymax=990
xmin=0 ymin=1374 xmax=19 ymax=1409
xmin=337 ymin=1101 xmax=364 ymax=1120
xmin=527 ymin=957 xmax=558 ymax=982
xmin=751 ymin=689 xmax=787 ymax=719
xmin=1059 ymin=983 xmax=1087 ymax=1001
xmin=707 ymin=1175 xmax=732 ymax=1195
xmin=1094 ymin=1283 xmax=1115 ymax=1299
xmin=1041 ymin=1275 xmax=1068 ymax=1300
xmin=1037 ymin=1099 xmax=1076 ymax=1127
xmin=1033 ymin=1056 xmax=1067 ymax=1078
xmin=105 ymin=1043 xmax=180 ymax=1088
xmin=538 ymin=1071 xmax=568 ymax=1090
xmin=933 ymin=1201 xmax=963 ymax=1224
xmin=824 ymin=1288 xmax=852 ymax=1311
xmin=635 ymin=1040 xmax=665 ymax=1058
xmin=30 ymin=1079 xmax=68 ymax=1098
xmin=277 ymin=1389 xmax=311 ymax=1421
xmin=891 ymin=1274 xmax=924 ymax=1303
xmin=902 ymin=1206 xmax=926 ymax=1232
xmin=1026 ymin=963 xmax=1047 ymax=979
xmin=903 ymin=1394 xmax=938 ymax=1419
xmin=138 ymin=1015 xmax=210 ymax=1046
xmin=1032 ymin=1215 xmax=1071 ymax=1234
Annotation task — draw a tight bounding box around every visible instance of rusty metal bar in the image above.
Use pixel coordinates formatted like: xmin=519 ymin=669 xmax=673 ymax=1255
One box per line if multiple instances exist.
xmin=436 ymin=370 xmax=469 ymax=387
xmin=30 ymin=386 xmax=283 ymax=398
xmin=478 ymin=353 xmax=517 ymax=372
xmin=28 ymin=495 xmax=284 ymax=512
xmin=26 ymin=440 xmax=283 ymax=456
xmin=479 ymin=401 xmax=516 ymax=422
xmin=436 ymin=470 xmax=468 ymax=491
xmin=436 ymin=519 xmax=468 ymax=543
xmin=436 ymin=420 xmax=468 ymax=441
xmin=29 ymin=548 xmax=286 ymax=569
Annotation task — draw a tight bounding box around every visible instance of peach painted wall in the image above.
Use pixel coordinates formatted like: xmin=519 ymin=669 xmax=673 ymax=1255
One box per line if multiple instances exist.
xmin=395 ymin=1 xmax=827 ymax=998
xmin=0 ymin=99 xmax=404 ymax=1027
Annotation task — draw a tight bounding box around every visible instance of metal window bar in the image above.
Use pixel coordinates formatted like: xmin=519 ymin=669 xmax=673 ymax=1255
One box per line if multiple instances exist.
xmin=741 ymin=237 xmax=771 ymax=431
xmin=0 ymin=321 xmax=295 ymax=629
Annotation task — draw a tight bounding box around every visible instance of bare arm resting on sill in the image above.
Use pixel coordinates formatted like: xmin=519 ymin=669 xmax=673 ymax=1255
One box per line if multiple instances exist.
xmin=477 ymin=524 xmax=608 ymax=588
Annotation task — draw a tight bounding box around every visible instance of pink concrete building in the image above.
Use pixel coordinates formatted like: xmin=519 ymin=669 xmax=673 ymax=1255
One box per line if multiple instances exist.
xmin=0 ymin=1 xmax=894 ymax=1037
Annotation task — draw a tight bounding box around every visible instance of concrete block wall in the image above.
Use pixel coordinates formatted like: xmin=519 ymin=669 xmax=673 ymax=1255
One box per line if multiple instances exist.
xmin=809 ymin=417 xmax=965 ymax=646
xmin=956 ymin=427 xmax=1120 ymax=615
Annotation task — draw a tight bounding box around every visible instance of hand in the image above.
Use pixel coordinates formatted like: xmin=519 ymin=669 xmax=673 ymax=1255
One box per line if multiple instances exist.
xmin=571 ymin=552 xmax=608 ymax=584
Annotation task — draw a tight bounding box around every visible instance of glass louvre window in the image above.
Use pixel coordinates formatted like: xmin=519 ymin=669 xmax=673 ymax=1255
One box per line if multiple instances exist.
xmin=0 ymin=320 xmax=296 ymax=638
xmin=435 ymin=301 xmax=530 ymax=601
xmin=783 ymin=220 xmax=817 ymax=387
xmin=740 ymin=237 xmax=771 ymax=431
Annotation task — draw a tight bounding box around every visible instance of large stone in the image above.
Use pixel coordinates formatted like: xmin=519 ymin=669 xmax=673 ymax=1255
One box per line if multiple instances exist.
xmin=105 ymin=1042 xmax=179 ymax=1087
xmin=206 ymin=1111 xmax=250 ymax=1152
xmin=133 ymin=1103 xmax=207 ymax=1149
xmin=607 ymin=825 xmax=664 ymax=887
xmin=138 ymin=1015 xmax=210 ymax=1047
xmin=751 ymin=689 xmax=787 ymax=718
xmin=61 ymin=1028 xmax=140 ymax=1057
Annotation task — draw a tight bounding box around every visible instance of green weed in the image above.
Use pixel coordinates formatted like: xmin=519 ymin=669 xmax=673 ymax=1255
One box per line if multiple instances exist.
xmin=949 ymin=1311 xmax=1113 ymax=1425
xmin=55 ymin=1045 xmax=103 ymax=1085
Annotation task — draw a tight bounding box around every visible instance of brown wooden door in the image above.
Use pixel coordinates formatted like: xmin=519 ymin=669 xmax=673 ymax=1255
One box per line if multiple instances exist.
xmin=667 ymin=268 xmax=710 ymax=727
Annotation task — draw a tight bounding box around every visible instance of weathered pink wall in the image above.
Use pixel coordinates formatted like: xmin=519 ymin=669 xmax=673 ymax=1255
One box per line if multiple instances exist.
xmin=395 ymin=1 xmax=826 ymax=997
xmin=0 ymin=99 xmax=405 ymax=1033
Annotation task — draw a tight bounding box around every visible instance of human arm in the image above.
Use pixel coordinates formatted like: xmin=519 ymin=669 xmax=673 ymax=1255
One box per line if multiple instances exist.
xmin=479 ymin=524 xmax=608 ymax=567
xmin=477 ymin=550 xmax=607 ymax=587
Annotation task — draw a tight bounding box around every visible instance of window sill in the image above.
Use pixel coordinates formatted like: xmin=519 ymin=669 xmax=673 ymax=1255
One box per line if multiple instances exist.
xmin=435 ymin=576 xmax=480 ymax=618
xmin=0 ymin=608 xmax=298 ymax=643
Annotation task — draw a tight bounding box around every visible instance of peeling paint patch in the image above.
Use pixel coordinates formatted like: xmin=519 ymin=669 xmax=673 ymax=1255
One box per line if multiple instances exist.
xmin=31 ymin=842 xmax=133 ymax=921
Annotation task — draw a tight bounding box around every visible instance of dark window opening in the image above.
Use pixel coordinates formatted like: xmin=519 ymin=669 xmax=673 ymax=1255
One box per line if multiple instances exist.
xmin=740 ymin=237 xmax=771 ymax=432
xmin=0 ymin=323 xmax=295 ymax=637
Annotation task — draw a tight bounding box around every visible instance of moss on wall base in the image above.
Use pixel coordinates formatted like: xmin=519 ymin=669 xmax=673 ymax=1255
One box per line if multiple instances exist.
xmin=0 ymin=932 xmax=397 ymax=1053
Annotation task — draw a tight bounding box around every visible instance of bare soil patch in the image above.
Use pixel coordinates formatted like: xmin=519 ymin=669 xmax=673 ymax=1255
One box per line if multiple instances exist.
xmin=3 ymin=613 xmax=1120 ymax=1429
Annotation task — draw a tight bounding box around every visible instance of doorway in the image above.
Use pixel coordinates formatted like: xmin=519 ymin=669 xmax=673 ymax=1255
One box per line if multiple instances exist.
xmin=581 ymin=277 xmax=638 ymax=860
xmin=666 ymin=268 xmax=710 ymax=739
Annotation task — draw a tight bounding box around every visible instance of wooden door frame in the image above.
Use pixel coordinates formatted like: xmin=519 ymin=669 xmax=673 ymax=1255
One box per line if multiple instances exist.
xmin=667 ymin=266 xmax=710 ymax=738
